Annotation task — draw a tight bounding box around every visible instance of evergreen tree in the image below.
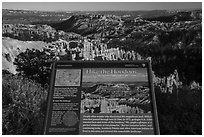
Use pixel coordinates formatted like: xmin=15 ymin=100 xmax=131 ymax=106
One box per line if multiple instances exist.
xmin=14 ymin=49 xmax=53 ymax=86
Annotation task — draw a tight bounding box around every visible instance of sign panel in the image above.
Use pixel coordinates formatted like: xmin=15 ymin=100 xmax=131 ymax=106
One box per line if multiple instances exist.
xmin=43 ymin=61 xmax=160 ymax=135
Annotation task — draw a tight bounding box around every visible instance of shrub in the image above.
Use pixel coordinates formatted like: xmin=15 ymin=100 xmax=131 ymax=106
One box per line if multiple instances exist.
xmin=2 ymin=73 xmax=48 ymax=135
xmin=155 ymin=85 xmax=202 ymax=134
xmin=14 ymin=49 xmax=52 ymax=86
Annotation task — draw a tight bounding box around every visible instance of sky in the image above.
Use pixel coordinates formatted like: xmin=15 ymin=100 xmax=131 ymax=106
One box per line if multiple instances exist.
xmin=2 ymin=2 xmax=202 ymax=11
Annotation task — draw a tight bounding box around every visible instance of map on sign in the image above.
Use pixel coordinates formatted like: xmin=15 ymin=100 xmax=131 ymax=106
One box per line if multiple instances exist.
xmin=55 ymin=69 xmax=81 ymax=86
xmin=44 ymin=61 xmax=160 ymax=135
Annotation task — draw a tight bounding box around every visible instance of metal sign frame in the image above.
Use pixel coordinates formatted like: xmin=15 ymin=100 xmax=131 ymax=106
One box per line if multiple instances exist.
xmin=43 ymin=61 xmax=160 ymax=135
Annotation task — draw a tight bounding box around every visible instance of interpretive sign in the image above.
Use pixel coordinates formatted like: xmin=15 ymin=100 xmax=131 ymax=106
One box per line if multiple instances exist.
xmin=43 ymin=61 xmax=160 ymax=135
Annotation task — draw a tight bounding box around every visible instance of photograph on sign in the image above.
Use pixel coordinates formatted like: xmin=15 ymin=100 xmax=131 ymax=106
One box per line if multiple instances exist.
xmin=81 ymin=68 xmax=150 ymax=115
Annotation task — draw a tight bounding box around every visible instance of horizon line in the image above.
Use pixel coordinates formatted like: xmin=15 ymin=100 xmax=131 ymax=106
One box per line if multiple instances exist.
xmin=3 ymin=8 xmax=202 ymax=12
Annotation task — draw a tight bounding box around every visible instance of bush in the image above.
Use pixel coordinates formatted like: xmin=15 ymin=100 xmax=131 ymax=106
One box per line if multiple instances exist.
xmin=14 ymin=49 xmax=52 ymax=86
xmin=155 ymin=86 xmax=202 ymax=134
xmin=2 ymin=73 xmax=48 ymax=135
